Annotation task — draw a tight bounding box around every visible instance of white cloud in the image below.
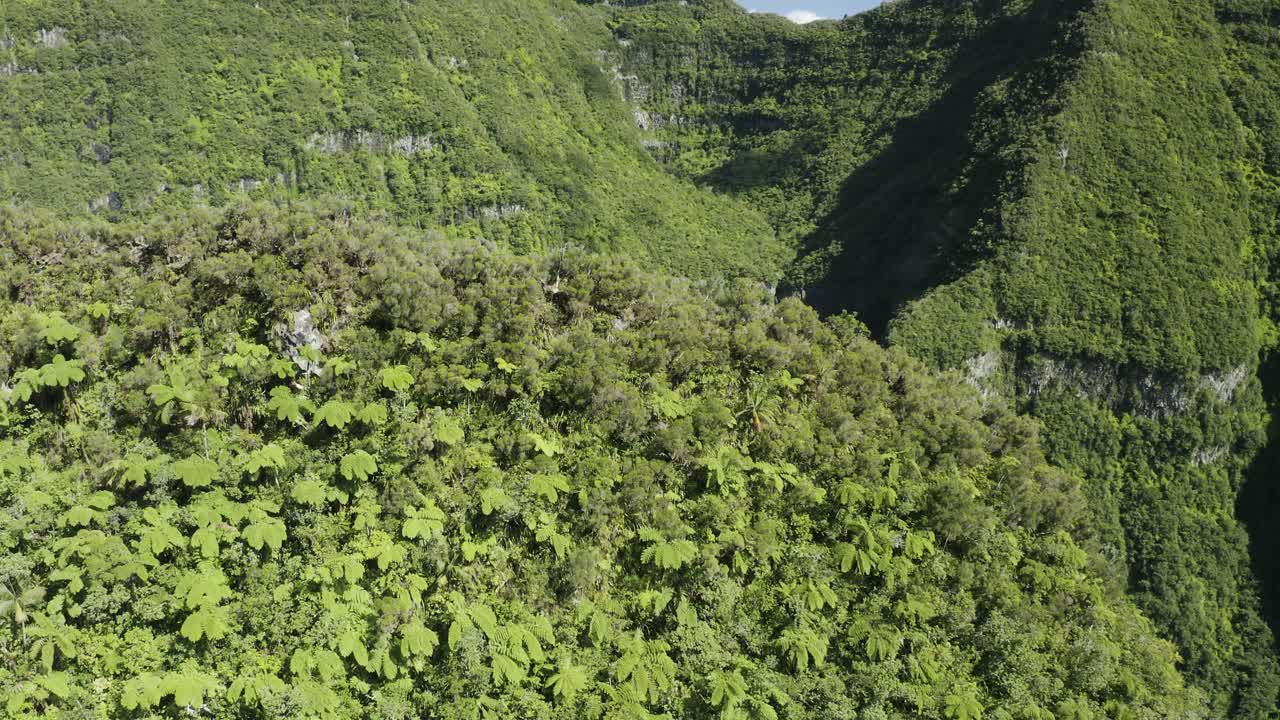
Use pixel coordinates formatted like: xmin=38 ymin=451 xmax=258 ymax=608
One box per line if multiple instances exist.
xmin=784 ymin=9 xmax=825 ymax=23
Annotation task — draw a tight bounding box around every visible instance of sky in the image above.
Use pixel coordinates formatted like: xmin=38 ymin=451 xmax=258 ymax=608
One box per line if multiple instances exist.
xmin=738 ymin=1 xmax=881 ymax=23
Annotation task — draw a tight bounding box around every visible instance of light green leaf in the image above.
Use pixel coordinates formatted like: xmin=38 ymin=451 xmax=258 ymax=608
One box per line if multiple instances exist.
xmin=191 ymin=526 xmax=220 ymax=558
xmin=528 ymin=432 xmax=563 ymax=457
xmin=434 ymin=415 xmax=464 ymax=446
xmin=479 ymin=487 xmax=511 ymax=515
xmin=180 ymin=607 xmax=228 ymax=642
xmin=291 ymin=479 xmax=329 ymax=507
xmin=402 ymin=501 xmax=447 ymax=540
xmin=339 ymin=450 xmax=378 ymax=482
xmin=529 ymin=472 xmax=571 ymax=503
xmin=120 ymin=673 xmax=165 ymax=710
xmin=38 ymin=671 xmax=71 ymax=698
xmin=173 ymin=455 xmax=218 ymax=488
xmin=313 ymin=400 xmax=357 ymax=430
xmin=547 ymin=663 xmax=588 ymax=701
xmin=163 ymin=670 xmax=218 ymax=708
xmin=379 ymin=365 xmax=415 ymax=393
xmin=38 ymin=355 xmax=86 ymax=387
xmin=243 ymin=517 xmax=286 ymax=551
xmin=357 ymin=402 xmax=388 ymax=426
xmin=241 ymin=443 xmax=286 ymax=475
xmin=38 ymin=313 xmax=80 ymax=345
xmin=400 ymin=621 xmax=439 ymax=658
xmin=267 ymin=386 xmax=313 ymax=424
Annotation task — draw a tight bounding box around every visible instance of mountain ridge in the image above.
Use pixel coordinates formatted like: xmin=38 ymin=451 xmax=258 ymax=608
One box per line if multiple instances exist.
xmin=4 ymin=0 xmax=1280 ymax=717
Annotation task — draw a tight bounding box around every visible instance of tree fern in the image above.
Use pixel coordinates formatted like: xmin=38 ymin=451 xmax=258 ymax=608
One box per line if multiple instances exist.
xmin=399 ymin=620 xmax=439 ymax=659
xmin=945 ymin=685 xmax=984 ymax=720
xmin=527 ymin=431 xmax=563 ymax=457
xmin=402 ymin=501 xmax=446 ymax=540
xmin=36 ymin=312 xmax=80 ymax=346
xmin=639 ymin=528 xmax=698 ymax=570
xmin=172 ymin=453 xmax=217 ymax=486
xmin=528 ymin=472 xmax=571 ymax=503
xmin=0 ymin=583 xmax=46 ymax=628
xmin=777 ymin=626 xmax=827 ymax=672
xmin=266 ymin=386 xmax=313 ymax=425
xmin=313 ymin=399 xmax=357 ymax=430
xmin=379 ymin=365 xmax=415 ymax=393
xmin=242 ymin=512 xmax=287 ymax=551
xmin=339 ymin=450 xmax=378 ymax=482
xmin=180 ymin=606 xmax=229 ymax=642
xmin=28 ymin=612 xmax=78 ymax=671
xmin=38 ymin=355 xmax=85 ymax=388
xmin=433 ymin=414 xmax=465 ymax=446
xmin=547 ymin=662 xmax=589 ymax=701
xmin=227 ymin=672 xmax=286 ymax=705
xmin=240 ymin=443 xmax=286 ymax=475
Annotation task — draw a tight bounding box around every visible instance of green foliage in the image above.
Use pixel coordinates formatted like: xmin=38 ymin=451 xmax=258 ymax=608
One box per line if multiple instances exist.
xmin=0 ymin=0 xmax=788 ymax=282
xmin=610 ymin=0 xmax=1280 ymax=714
xmin=527 ymin=431 xmax=564 ymax=457
xmin=945 ymin=684 xmax=985 ymax=720
xmin=120 ymin=669 xmax=219 ymax=710
xmin=547 ymin=663 xmax=589 ymax=702
xmin=433 ymin=415 xmax=465 ymax=446
xmin=267 ymin=386 xmax=314 ymax=425
xmin=241 ymin=443 xmax=287 ymax=476
xmin=338 ymin=450 xmax=378 ymax=482
xmin=0 ymin=585 xmax=46 ymax=628
xmin=639 ymin=528 xmax=699 ymax=570
xmin=378 ymin=365 xmax=415 ymax=393
xmin=37 ymin=355 xmax=85 ymax=388
xmin=291 ymin=479 xmax=330 ymax=507
xmin=313 ymin=401 xmax=357 ymax=431
xmin=402 ymin=502 xmax=447 ymax=541
xmin=172 ymin=455 xmax=218 ymax=488
xmin=0 ymin=152 xmax=1208 ymax=720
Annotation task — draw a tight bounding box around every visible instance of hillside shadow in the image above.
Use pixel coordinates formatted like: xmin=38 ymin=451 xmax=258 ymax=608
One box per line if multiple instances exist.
xmin=1239 ymin=353 xmax=1280 ymax=636
xmin=793 ymin=0 xmax=1085 ymax=336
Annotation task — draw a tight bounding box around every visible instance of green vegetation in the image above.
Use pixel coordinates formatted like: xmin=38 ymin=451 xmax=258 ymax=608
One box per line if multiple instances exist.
xmin=0 ymin=204 xmax=1204 ymax=718
xmin=608 ymin=0 xmax=1088 ymax=331
xmin=0 ymin=0 xmax=787 ymax=280
xmin=7 ymin=0 xmax=1280 ymax=717
xmin=898 ymin=2 xmax=1280 ymax=714
xmin=608 ymin=0 xmax=1280 ymax=716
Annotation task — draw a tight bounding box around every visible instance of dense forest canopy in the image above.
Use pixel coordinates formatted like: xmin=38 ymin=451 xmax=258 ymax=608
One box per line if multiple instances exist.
xmin=4 ymin=0 xmax=1280 ymax=718
xmin=0 ymin=203 xmax=1202 ymax=718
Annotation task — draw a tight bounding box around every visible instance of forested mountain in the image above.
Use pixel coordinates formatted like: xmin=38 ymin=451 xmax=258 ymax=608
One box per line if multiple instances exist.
xmin=2 ymin=0 xmax=1280 ymax=718
xmin=0 ymin=0 xmax=787 ymax=279
xmin=613 ymin=0 xmax=1280 ymax=716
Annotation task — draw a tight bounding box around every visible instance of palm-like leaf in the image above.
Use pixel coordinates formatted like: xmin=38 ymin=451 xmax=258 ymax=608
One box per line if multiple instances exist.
xmin=0 ymin=584 xmax=46 ymax=626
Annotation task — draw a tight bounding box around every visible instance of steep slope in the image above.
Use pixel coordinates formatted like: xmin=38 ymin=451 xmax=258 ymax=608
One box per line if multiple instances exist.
xmin=1218 ymin=0 xmax=1280 ymax=652
xmin=611 ymin=0 xmax=1280 ymax=715
xmin=608 ymin=0 xmax=1086 ymax=332
xmin=5 ymin=0 xmax=1280 ymax=716
xmin=0 ymin=0 xmax=787 ymax=280
xmin=891 ymin=1 xmax=1279 ymax=714
xmin=0 ymin=204 xmax=1205 ymax=718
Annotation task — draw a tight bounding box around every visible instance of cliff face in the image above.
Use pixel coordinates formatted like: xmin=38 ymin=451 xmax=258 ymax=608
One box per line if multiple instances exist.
xmin=611 ymin=0 xmax=1280 ymax=714
xmin=0 ymin=0 xmax=787 ymax=280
